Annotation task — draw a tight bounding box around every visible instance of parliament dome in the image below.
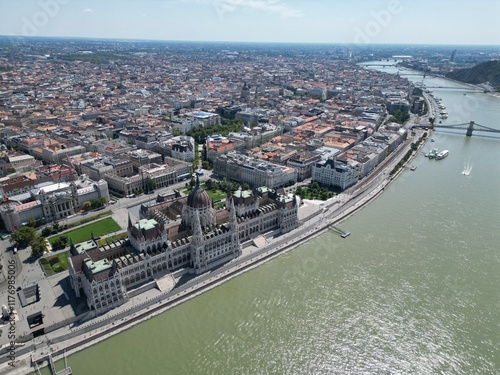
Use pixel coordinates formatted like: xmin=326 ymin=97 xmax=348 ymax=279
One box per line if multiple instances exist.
xmin=187 ymin=180 xmax=212 ymax=209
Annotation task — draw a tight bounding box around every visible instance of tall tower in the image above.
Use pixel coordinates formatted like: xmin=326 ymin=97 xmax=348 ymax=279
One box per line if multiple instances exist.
xmin=450 ymin=49 xmax=457 ymax=62
xmin=191 ymin=210 xmax=206 ymax=274
xmin=228 ymin=197 xmax=241 ymax=257
xmin=241 ymin=82 xmax=250 ymax=102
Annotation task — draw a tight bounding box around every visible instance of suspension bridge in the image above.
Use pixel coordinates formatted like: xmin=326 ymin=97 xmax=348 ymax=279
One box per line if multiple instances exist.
xmin=416 ymin=121 xmax=500 ymax=137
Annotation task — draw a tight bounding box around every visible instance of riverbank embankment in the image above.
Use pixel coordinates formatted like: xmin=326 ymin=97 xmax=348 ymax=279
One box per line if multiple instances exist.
xmin=1 ymin=126 xmax=430 ymax=375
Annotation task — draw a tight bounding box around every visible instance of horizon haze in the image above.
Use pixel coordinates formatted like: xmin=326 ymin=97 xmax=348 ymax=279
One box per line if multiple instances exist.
xmin=0 ymin=0 xmax=499 ymax=46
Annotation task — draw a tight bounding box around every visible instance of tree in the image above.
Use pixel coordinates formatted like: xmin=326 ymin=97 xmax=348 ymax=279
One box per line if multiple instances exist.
xmin=205 ymin=179 xmax=214 ymax=191
xmin=202 ymin=160 xmax=213 ymax=170
xmin=52 ymin=221 xmax=61 ymax=233
xmin=90 ymin=197 xmax=107 ymax=209
xmin=52 ymin=235 xmax=69 ymax=251
xmin=41 ymin=227 xmax=53 ymax=237
xmin=202 ymin=144 xmax=208 ymax=161
xmin=309 ymin=182 xmax=320 ymax=191
xmin=27 ymin=217 xmax=37 ymax=228
xmin=30 ymin=235 xmax=48 ymax=258
xmin=10 ymin=226 xmax=37 ymax=248
xmin=147 ymin=178 xmax=156 ymax=192
xmin=82 ymin=201 xmax=92 ymax=211
xmin=242 ymin=183 xmax=250 ymax=191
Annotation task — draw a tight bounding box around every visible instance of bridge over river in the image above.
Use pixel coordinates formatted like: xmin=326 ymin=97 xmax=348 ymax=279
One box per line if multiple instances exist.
xmin=416 ymin=121 xmax=500 ymax=137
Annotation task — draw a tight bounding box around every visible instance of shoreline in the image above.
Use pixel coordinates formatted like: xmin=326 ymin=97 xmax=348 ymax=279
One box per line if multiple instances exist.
xmin=1 ymin=128 xmax=427 ymax=375
xmin=396 ymin=63 xmax=499 ymax=97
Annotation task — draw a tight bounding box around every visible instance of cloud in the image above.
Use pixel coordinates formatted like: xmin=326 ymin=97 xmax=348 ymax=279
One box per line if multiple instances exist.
xmin=174 ymin=0 xmax=303 ymax=19
xmin=82 ymin=8 xmax=93 ymax=13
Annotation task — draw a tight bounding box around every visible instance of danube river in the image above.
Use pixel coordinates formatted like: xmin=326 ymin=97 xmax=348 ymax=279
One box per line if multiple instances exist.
xmin=45 ymin=67 xmax=500 ymax=374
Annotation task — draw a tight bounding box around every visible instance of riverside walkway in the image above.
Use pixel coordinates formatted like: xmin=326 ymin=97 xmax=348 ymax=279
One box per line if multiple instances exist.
xmin=0 ymin=125 xmax=426 ymax=375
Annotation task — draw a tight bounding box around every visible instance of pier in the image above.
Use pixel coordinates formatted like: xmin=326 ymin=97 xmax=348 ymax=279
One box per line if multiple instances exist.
xmin=329 ymin=226 xmax=351 ymax=238
xmin=33 ymin=352 xmax=72 ymax=375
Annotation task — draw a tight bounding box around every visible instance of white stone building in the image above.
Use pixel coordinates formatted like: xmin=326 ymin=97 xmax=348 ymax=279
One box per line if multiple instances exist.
xmin=68 ymin=178 xmax=298 ymax=315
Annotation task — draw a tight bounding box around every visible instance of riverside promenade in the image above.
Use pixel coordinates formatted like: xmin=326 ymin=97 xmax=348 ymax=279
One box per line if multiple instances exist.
xmin=0 ymin=127 xmax=427 ymax=375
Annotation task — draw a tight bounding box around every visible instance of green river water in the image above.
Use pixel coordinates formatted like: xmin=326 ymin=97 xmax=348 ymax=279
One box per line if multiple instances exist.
xmin=45 ymin=65 xmax=500 ymax=374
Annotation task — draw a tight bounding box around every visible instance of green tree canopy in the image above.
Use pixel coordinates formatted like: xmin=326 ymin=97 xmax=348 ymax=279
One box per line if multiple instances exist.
xmin=31 ymin=235 xmax=48 ymax=258
xmin=52 ymin=235 xmax=69 ymax=251
xmin=10 ymin=226 xmax=37 ymax=248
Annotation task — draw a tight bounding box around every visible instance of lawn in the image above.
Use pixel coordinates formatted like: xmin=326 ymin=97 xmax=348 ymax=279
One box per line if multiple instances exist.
xmin=40 ymin=251 xmax=69 ymax=276
xmin=206 ymin=189 xmax=226 ymax=202
xmin=49 ymin=217 xmax=121 ymax=245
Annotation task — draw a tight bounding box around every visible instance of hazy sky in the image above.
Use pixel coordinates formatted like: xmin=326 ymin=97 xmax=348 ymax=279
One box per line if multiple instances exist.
xmin=1 ymin=0 xmax=499 ymax=45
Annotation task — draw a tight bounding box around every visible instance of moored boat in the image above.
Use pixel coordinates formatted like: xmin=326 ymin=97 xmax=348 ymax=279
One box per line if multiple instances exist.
xmin=428 ymin=148 xmax=438 ymax=159
xmin=436 ymin=150 xmax=449 ymax=160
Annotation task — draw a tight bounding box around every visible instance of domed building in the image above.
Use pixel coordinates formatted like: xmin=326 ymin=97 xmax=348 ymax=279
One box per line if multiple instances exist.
xmin=182 ymin=176 xmax=216 ymax=231
xmin=68 ymin=178 xmax=297 ymax=316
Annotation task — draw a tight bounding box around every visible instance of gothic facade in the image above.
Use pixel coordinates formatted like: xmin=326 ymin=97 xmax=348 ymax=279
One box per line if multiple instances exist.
xmin=68 ymin=179 xmax=297 ymax=315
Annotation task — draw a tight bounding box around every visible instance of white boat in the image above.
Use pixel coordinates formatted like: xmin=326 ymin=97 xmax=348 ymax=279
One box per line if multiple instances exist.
xmin=436 ymin=150 xmax=449 ymax=160
xmin=428 ymin=148 xmax=438 ymax=159
xmin=462 ymin=162 xmax=473 ymax=175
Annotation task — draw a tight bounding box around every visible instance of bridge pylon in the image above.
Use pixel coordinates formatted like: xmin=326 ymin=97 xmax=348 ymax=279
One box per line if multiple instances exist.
xmin=466 ymin=121 xmax=474 ymax=136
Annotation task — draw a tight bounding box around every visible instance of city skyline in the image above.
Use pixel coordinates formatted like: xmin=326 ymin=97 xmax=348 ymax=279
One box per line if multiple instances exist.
xmin=1 ymin=0 xmax=499 ymax=46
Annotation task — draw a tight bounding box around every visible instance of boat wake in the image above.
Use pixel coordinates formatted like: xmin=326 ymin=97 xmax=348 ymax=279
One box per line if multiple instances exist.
xmin=462 ymin=162 xmax=473 ymax=176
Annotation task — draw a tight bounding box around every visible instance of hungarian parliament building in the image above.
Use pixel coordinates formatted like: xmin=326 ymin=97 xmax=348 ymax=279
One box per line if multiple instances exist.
xmin=68 ymin=179 xmax=298 ymax=314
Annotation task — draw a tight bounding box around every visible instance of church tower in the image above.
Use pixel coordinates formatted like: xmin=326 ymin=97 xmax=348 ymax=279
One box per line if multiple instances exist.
xmin=228 ymin=198 xmax=241 ymax=257
xmin=191 ymin=210 xmax=206 ymax=274
xmin=241 ymin=82 xmax=250 ymax=102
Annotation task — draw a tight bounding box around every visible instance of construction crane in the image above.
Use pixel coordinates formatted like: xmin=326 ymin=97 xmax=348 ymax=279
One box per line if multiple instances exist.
xmin=0 ymin=188 xmax=15 ymax=232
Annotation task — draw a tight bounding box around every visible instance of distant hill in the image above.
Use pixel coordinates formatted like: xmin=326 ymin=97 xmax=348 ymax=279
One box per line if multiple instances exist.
xmin=446 ymin=60 xmax=500 ymax=88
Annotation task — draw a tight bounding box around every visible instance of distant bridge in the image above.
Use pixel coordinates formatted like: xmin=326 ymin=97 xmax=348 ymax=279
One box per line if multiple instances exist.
xmin=423 ymin=86 xmax=483 ymax=92
xmin=361 ymin=63 xmax=394 ymax=67
xmin=416 ymin=121 xmax=500 ymax=137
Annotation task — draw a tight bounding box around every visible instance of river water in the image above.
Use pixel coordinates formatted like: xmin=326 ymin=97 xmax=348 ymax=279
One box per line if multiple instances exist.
xmin=45 ymin=65 xmax=500 ymax=374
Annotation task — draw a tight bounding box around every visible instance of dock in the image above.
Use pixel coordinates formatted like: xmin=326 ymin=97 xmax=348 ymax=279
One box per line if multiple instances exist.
xmin=33 ymin=351 xmax=72 ymax=375
xmin=329 ymin=226 xmax=351 ymax=238
xmin=48 ymin=353 xmax=72 ymax=375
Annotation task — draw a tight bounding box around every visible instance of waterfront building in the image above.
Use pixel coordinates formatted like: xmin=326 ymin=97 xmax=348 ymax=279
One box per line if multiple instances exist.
xmin=312 ymin=158 xmax=361 ymax=190
xmin=287 ymin=152 xmax=322 ymax=181
xmin=214 ymin=152 xmax=297 ymax=189
xmin=68 ymin=177 xmax=298 ymax=315
xmin=231 ymin=186 xmax=298 ymax=241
